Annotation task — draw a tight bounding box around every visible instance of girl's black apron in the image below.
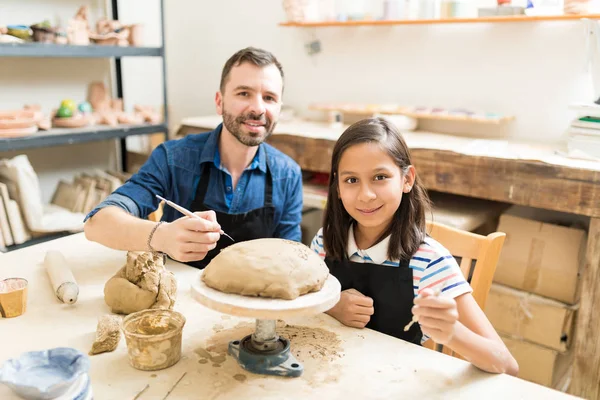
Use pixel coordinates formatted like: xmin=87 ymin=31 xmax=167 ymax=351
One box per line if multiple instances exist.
xmin=325 ymin=256 xmax=423 ymax=344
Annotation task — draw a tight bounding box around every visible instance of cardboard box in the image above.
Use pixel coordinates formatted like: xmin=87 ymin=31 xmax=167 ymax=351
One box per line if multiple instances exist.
xmin=485 ymin=283 xmax=577 ymax=352
xmin=494 ymin=214 xmax=587 ymax=304
xmin=501 ymin=334 xmax=573 ymax=388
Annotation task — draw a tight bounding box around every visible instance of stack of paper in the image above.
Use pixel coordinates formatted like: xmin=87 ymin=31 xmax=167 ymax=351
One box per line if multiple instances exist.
xmin=566 ymin=103 xmax=600 ymax=160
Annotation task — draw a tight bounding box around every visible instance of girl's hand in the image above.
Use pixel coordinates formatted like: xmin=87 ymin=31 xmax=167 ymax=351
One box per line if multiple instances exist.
xmin=326 ymin=288 xmax=374 ymax=329
xmin=412 ymin=288 xmax=459 ymax=345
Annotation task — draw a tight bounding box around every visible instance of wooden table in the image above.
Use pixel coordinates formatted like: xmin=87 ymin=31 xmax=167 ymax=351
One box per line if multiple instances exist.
xmin=177 ymin=116 xmax=600 ymax=399
xmin=0 ymin=234 xmax=579 ymax=399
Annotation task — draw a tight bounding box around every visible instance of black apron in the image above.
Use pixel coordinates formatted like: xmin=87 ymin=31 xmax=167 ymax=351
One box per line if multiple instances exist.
xmin=186 ymin=158 xmax=275 ymax=269
xmin=325 ymin=256 xmax=423 ymax=345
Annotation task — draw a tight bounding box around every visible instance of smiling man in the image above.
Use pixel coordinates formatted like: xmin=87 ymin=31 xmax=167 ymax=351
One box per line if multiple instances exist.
xmin=84 ymin=47 xmax=303 ymax=269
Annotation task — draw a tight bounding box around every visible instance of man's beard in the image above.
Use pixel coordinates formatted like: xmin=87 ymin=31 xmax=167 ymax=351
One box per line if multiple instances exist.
xmin=222 ymin=108 xmax=276 ymax=147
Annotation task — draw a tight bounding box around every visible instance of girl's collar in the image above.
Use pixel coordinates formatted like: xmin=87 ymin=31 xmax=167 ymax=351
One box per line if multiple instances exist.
xmin=347 ymin=225 xmax=393 ymax=264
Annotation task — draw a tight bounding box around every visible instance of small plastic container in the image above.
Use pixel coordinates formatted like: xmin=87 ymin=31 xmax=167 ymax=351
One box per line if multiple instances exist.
xmin=122 ymin=309 xmax=186 ymax=371
xmin=0 ymin=278 xmax=28 ymax=318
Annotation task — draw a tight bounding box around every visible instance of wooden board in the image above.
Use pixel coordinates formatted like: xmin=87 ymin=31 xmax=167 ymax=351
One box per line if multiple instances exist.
xmin=570 ymin=217 xmax=600 ymax=399
xmin=265 ymin=134 xmax=600 ymax=218
xmin=191 ymin=271 xmax=341 ymax=319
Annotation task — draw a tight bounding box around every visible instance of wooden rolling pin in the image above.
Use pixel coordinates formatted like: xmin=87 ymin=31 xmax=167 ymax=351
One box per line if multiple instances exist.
xmin=44 ymin=250 xmax=79 ymax=304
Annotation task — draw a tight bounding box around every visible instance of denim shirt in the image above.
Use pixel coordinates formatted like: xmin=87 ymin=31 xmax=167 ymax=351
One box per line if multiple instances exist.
xmin=84 ymin=124 xmax=304 ymax=241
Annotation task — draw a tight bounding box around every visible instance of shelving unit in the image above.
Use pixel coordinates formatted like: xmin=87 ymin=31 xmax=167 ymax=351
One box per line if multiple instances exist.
xmin=279 ymin=13 xmax=600 ymax=27
xmin=0 ymin=0 xmax=168 ymax=252
xmin=0 ymin=123 xmax=167 ymax=152
xmin=0 ymin=42 xmax=163 ymax=58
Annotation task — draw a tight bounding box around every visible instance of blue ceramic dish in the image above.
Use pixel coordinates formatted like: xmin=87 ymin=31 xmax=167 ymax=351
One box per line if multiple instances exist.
xmin=0 ymin=347 xmax=90 ymax=400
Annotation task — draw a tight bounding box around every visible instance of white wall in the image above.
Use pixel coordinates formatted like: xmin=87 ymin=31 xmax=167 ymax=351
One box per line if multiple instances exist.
xmin=118 ymin=0 xmax=165 ymax=152
xmin=165 ymin=0 xmax=599 ymax=143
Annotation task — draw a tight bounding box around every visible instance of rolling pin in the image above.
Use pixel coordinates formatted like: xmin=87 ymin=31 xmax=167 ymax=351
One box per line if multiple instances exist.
xmin=44 ymin=250 xmax=79 ymax=304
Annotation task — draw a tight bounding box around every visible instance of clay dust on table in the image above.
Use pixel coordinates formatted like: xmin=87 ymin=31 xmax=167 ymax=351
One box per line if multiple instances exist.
xmin=194 ymin=320 xmax=344 ymax=386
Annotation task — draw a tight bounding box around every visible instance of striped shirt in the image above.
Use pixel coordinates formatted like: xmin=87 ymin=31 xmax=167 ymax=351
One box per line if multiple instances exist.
xmin=310 ymin=226 xmax=472 ymax=300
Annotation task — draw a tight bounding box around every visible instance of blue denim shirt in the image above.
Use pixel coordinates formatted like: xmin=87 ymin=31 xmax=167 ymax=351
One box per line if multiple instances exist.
xmin=84 ymin=124 xmax=304 ymax=241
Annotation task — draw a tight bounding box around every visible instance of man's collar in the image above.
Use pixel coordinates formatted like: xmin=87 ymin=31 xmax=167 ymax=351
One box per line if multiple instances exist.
xmin=200 ymin=123 xmax=267 ymax=173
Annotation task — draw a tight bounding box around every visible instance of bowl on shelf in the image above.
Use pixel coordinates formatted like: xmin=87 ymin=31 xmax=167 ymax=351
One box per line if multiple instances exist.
xmin=30 ymin=24 xmax=56 ymax=43
xmin=6 ymin=25 xmax=31 ymax=40
xmin=52 ymin=113 xmax=93 ymax=129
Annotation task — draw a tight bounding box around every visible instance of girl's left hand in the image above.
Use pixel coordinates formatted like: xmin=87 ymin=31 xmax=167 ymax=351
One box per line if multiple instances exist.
xmin=412 ymin=288 xmax=459 ymax=345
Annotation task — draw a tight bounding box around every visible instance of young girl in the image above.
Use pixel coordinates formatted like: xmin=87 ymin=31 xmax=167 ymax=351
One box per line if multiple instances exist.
xmin=311 ymin=117 xmax=518 ymax=375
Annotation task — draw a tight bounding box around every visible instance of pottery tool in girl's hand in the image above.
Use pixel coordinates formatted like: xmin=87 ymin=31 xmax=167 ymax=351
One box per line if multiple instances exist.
xmin=44 ymin=250 xmax=79 ymax=304
xmin=155 ymin=195 xmax=235 ymax=242
xmin=403 ymin=286 xmax=443 ymax=332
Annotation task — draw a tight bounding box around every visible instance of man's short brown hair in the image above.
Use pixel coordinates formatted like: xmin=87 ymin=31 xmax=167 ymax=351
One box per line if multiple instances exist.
xmin=219 ymin=47 xmax=284 ymax=93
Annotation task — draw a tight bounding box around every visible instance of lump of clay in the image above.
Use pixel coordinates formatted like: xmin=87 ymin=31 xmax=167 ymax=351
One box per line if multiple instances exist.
xmin=89 ymin=315 xmax=121 ymax=355
xmin=202 ymin=238 xmax=329 ymax=300
xmin=104 ymin=251 xmax=177 ymax=315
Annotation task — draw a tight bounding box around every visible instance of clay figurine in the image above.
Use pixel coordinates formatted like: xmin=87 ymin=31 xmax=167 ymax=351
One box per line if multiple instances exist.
xmin=90 ymin=17 xmax=129 ymax=46
xmin=67 ymin=6 xmax=90 ymax=45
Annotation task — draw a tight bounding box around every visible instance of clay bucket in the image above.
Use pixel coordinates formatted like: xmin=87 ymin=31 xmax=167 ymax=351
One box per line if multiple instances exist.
xmin=122 ymin=309 xmax=186 ymax=371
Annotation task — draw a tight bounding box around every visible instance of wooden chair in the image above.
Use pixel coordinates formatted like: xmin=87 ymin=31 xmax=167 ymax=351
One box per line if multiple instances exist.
xmin=422 ymin=221 xmax=506 ymax=358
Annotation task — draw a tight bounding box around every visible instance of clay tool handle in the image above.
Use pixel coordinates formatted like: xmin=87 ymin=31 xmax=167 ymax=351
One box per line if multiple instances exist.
xmin=155 ymin=195 xmax=235 ymax=242
xmin=44 ymin=250 xmax=79 ymax=304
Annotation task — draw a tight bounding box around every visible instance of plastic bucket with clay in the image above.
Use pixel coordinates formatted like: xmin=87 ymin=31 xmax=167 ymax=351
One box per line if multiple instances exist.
xmin=121 ymin=309 xmax=186 ymax=371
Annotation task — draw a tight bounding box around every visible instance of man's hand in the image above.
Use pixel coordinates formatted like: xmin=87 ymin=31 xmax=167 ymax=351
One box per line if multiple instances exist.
xmin=152 ymin=210 xmax=221 ymax=262
xmin=327 ymin=288 xmax=374 ymax=328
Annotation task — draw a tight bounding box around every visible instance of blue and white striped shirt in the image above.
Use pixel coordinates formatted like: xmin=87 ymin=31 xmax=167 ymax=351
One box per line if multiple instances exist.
xmin=310 ymin=226 xmax=472 ymax=299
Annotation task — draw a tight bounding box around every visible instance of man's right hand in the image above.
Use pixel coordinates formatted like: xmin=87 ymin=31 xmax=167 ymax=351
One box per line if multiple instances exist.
xmin=152 ymin=210 xmax=222 ymax=262
xmin=326 ymin=288 xmax=374 ymax=329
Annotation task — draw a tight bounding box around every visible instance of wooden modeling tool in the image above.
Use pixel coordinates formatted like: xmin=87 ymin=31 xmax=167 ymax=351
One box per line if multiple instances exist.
xmin=404 ymin=287 xmax=443 ymax=332
xmin=155 ymin=195 xmax=235 ymax=242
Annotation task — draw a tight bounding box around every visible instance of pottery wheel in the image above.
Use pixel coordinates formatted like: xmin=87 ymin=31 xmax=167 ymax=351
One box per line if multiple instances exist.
xmin=191 ymin=270 xmax=341 ymax=378
xmin=191 ymin=270 xmax=341 ymax=320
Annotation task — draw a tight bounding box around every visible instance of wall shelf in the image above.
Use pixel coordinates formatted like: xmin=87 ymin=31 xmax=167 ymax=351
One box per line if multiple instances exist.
xmin=279 ymin=14 xmax=600 ymax=27
xmin=309 ymin=103 xmax=514 ymax=125
xmin=0 ymin=123 xmax=167 ymax=152
xmin=0 ymin=42 xmax=164 ymax=58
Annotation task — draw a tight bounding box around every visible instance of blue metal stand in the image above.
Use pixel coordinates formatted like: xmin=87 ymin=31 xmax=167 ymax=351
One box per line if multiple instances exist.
xmin=227 ymin=319 xmax=303 ymax=378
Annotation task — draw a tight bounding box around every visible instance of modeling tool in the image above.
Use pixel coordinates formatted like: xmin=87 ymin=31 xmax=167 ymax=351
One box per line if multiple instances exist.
xmin=155 ymin=195 xmax=235 ymax=242
xmin=403 ymin=287 xmax=443 ymax=332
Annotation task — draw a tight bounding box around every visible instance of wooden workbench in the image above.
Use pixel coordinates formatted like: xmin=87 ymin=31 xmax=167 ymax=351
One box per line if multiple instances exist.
xmin=177 ymin=116 xmax=600 ymax=399
xmin=0 ymin=234 xmax=579 ymax=399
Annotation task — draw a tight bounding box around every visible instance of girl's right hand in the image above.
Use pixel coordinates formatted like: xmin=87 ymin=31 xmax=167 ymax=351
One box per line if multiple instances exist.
xmin=326 ymin=288 xmax=374 ymax=328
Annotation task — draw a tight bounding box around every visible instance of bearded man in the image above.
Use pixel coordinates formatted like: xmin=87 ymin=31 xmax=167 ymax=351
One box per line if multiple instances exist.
xmin=84 ymin=47 xmax=303 ymax=268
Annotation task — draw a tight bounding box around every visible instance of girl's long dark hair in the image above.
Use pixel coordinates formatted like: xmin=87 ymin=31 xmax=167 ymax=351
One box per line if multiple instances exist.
xmin=322 ymin=117 xmax=431 ymax=262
